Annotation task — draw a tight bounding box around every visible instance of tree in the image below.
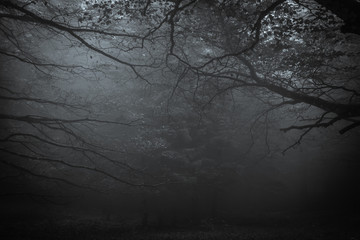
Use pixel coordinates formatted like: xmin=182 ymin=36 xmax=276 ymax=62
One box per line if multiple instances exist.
xmin=313 ymin=0 xmax=360 ymax=35
xmin=1 ymin=0 xmax=359 ymax=204
xmin=159 ymin=0 xmax=360 ymax=144
xmin=0 ymin=0 xmax=162 ymax=201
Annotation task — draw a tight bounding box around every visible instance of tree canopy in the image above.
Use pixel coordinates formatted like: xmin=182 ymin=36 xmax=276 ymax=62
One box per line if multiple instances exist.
xmin=0 ymin=0 xmax=359 ymax=199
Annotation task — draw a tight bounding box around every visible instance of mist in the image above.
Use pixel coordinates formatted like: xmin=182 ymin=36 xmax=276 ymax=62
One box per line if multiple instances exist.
xmin=1 ymin=0 xmax=360 ymax=239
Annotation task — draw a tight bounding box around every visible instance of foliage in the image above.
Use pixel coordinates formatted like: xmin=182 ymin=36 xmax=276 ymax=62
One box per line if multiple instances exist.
xmin=0 ymin=0 xmax=359 ymax=202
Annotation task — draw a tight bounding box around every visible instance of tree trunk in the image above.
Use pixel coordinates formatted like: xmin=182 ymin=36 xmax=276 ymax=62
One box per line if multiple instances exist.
xmin=141 ymin=194 xmax=149 ymax=227
xmin=211 ymin=187 xmax=219 ymax=220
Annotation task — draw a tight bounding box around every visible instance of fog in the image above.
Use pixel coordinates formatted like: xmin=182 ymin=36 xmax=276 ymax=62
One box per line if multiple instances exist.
xmin=1 ymin=0 xmax=360 ymax=239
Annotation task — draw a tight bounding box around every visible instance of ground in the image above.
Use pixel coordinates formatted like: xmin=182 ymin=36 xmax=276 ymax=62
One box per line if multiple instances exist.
xmin=1 ymin=215 xmax=359 ymax=240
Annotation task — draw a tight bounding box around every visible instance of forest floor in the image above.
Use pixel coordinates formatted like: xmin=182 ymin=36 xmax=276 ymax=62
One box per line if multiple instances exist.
xmin=1 ymin=215 xmax=359 ymax=239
